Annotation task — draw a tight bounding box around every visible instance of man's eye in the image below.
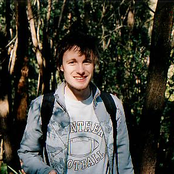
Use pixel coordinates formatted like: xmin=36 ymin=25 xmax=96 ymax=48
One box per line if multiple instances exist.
xmin=68 ymin=60 xmax=76 ymax=64
xmin=84 ymin=59 xmax=92 ymax=64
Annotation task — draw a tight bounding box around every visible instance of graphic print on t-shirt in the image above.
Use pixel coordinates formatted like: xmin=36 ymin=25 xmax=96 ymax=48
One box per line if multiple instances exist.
xmin=65 ymin=93 xmax=109 ymax=174
xmin=67 ymin=120 xmax=106 ymax=172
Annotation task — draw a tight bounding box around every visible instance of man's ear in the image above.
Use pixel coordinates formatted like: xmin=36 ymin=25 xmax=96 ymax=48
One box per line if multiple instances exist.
xmin=60 ymin=65 xmax=64 ymax=72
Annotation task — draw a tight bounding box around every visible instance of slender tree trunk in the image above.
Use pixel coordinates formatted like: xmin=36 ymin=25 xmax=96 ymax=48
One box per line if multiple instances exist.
xmin=53 ymin=0 xmax=66 ymax=40
xmin=58 ymin=0 xmax=66 ymax=29
xmin=138 ymin=1 xmax=174 ymax=174
xmin=13 ymin=0 xmax=29 ymax=170
xmin=42 ymin=0 xmax=55 ymax=93
xmin=27 ymin=0 xmax=46 ymax=94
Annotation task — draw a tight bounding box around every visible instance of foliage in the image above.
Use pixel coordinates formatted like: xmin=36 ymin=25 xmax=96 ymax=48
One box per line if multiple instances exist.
xmin=0 ymin=163 xmax=8 ymax=174
xmin=0 ymin=163 xmax=22 ymax=174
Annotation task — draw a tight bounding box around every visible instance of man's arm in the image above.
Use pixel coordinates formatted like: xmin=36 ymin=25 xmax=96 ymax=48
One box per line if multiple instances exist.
xmin=18 ymin=96 xmax=55 ymax=174
xmin=112 ymin=95 xmax=134 ymax=174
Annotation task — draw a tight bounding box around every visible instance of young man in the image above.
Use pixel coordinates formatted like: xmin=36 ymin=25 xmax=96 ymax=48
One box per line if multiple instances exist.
xmin=18 ymin=32 xmax=134 ymax=174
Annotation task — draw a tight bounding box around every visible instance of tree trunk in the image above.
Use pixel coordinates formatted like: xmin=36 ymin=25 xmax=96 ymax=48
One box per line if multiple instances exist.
xmin=0 ymin=0 xmax=14 ymax=170
xmin=12 ymin=1 xmax=29 ymax=170
xmin=0 ymin=40 xmax=13 ymax=169
xmin=27 ymin=0 xmax=46 ymax=94
xmin=138 ymin=1 xmax=174 ymax=174
xmin=42 ymin=0 xmax=55 ymax=93
xmin=58 ymin=0 xmax=66 ymax=29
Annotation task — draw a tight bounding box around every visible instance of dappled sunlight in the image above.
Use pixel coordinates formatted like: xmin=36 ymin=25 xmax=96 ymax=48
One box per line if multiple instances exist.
xmin=0 ymin=98 xmax=9 ymax=118
xmin=165 ymin=64 xmax=174 ymax=101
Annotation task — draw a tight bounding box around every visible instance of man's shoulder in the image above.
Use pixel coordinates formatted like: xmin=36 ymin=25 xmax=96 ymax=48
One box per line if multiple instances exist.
xmin=100 ymin=92 xmax=122 ymax=106
xmin=31 ymin=91 xmax=55 ymax=104
xmin=109 ymin=93 xmax=123 ymax=108
xmin=31 ymin=94 xmax=44 ymax=105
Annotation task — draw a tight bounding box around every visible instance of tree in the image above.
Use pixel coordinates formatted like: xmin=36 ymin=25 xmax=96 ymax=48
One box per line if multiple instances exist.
xmin=0 ymin=0 xmax=14 ymax=171
xmin=0 ymin=32 xmax=13 ymax=170
xmin=12 ymin=0 xmax=29 ymax=170
xmin=27 ymin=0 xmax=45 ymax=94
xmin=138 ymin=1 xmax=174 ymax=173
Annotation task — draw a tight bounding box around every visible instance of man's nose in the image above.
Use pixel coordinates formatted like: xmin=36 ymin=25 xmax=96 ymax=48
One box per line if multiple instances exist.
xmin=76 ymin=64 xmax=85 ymax=74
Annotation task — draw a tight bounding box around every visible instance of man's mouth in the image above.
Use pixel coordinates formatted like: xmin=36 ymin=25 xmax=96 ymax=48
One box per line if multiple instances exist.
xmin=74 ymin=76 xmax=87 ymax=79
xmin=74 ymin=77 xmax=85 ymax=80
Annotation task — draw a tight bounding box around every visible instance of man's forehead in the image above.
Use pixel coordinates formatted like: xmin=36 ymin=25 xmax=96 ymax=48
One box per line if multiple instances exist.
xmin=68 ymin=45 xmax=93 ymax=57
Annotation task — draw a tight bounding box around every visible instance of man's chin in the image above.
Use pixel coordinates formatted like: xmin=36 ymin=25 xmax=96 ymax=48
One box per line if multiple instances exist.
xmin=70 ymin=84 xmax=89 ymax=91
xmin=73 ymin=86 xmax=88 ymax=91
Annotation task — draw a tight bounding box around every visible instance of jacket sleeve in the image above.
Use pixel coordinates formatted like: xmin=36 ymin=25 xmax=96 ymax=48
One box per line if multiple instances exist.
xmin=112 ymin=95 xmax=134 ymax=174
xmin=17 ymin=96 xmax=54 ymax=174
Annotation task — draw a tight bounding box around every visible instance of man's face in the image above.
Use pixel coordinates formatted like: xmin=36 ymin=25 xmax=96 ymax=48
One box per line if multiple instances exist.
xmin=60 ymin=46 xmax=95 ymax=94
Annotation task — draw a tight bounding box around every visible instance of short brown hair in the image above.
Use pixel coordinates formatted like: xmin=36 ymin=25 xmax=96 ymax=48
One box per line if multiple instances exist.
xmin=56 ymin=32 xmax=99 ymax=69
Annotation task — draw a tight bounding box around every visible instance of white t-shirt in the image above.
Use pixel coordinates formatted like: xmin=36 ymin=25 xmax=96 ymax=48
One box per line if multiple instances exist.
xmin=65 ymin=93 xmax=109 ymax=174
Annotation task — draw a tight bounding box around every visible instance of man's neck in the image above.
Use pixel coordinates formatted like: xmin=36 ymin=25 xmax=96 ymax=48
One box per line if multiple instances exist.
xmin=65 ymin=84 xmax=91 ymax=101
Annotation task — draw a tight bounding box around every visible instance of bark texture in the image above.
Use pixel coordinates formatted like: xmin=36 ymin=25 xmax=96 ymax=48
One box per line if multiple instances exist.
xmin=138 ymin=1 xmax=174 ymax=174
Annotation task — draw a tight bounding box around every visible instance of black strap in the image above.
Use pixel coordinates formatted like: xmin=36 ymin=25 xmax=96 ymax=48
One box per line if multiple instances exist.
xmin=100 ymin=92 xmax=119 ymax=174
xmin=101 ymin=92 xmax=117 ymax=152
xmin=41 ymin=92 xmax=55 ymax=165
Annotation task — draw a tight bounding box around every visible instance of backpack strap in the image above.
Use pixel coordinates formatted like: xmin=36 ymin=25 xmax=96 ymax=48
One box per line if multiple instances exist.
xmin=100 ymin=92 xmax=117 ymax=152
xmin=41 ymin=92 xmax=55 ymax=165
xmin=100 ymin=92 xmax=119 ymax=174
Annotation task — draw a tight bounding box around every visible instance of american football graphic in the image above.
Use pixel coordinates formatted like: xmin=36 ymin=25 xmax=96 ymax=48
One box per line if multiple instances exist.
xmin=68 ymin=136 xmax=99 ymax=158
